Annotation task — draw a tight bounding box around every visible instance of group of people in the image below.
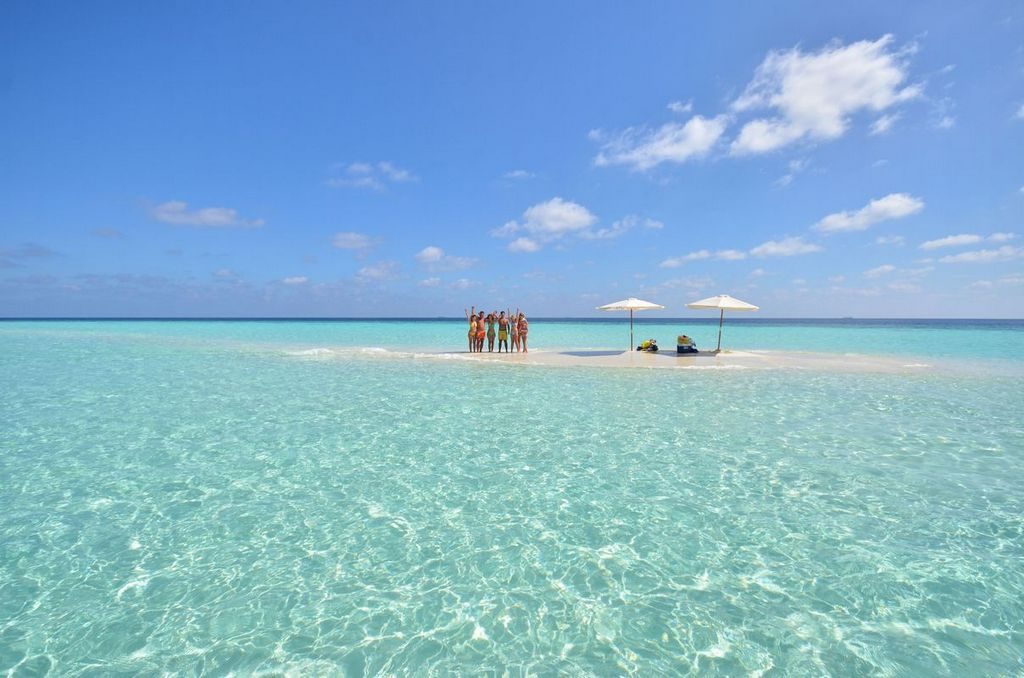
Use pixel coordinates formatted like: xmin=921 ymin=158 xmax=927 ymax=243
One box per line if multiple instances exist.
xmin=465 ymin=307 xmax=529 ymax=353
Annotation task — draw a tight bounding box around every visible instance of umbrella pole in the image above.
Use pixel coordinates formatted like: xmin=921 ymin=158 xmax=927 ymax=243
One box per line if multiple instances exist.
xmin=717 ymin=309 xmax=724 ymax=352
xmin=629 ymin=309 xmax=634 ymax=351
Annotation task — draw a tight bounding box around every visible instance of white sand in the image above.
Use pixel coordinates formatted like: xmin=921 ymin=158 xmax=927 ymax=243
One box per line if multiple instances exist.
xmin=417 ymin=348 xmax=936 ymax=374
xmin=286 ymin=345 xmax=1020 ymax=376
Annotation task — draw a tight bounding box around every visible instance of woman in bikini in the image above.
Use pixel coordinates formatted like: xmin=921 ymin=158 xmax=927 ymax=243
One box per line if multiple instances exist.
xmin=486 ymin=312 xmax=497 ymax=352
xmin=509 ymin=308 xmax=520 ymax=352
xmin=518 ymin=312 xmax=529 ymax=353
xmin=465 ymin=306 xmax=477 ymax=352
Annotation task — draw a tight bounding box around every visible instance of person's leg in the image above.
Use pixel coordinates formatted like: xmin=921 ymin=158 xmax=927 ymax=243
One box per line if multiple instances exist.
xmin=522 ymin=334 xmax=528 ymax=353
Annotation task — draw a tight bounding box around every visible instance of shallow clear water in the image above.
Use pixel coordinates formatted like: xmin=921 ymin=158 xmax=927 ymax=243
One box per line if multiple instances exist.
xmin=2 ymin=321 xmax=1023 ymax=675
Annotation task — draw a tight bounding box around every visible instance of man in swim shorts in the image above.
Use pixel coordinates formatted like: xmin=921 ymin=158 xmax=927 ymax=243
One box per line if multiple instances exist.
xmin=476 ymin=311 xmax=486 ymax=352
xmin=497 ymin=311 xmax=509 ymax=352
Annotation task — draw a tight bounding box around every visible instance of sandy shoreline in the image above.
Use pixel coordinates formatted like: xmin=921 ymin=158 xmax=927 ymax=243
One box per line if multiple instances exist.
xmin=280 ymin=345 xmax=998 ymax=375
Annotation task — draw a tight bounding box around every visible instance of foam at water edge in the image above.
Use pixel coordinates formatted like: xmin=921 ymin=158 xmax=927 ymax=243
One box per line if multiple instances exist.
xmin=284 ymin=347 xmax=335 ymax=356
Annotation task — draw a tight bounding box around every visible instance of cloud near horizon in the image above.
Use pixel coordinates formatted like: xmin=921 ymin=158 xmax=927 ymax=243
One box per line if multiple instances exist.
xmin=151 ymin=201 xmax=265 ymax=229
xmin=356 ymin=261 xmax=399 ymax=282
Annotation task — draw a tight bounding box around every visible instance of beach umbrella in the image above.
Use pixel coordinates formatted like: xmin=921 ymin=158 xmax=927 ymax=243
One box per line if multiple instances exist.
xmin=686 ymin=294 xmax=759 ymax=352
xmin=596 ymin=297 xmax=665 ymax=350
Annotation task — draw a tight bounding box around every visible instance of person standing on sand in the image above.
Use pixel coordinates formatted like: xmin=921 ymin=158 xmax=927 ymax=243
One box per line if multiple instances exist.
xmin=465 ymin=306 xmax=477 ymax=352
xmin=509 ymin=308 xmax=520 ymax=352
xmin=486 ymin=312 xmax=497 ymax=352
xmin=476 ymin=311 xmax=486 ymax=352
xmin=497 ymin=311 xmax=510 ymax=352
xmin=518 ymin=312 xmax=529 ymax=353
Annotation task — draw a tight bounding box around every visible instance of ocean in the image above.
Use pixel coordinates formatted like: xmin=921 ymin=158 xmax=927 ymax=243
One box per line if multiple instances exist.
xmin=1 ymin=319 xmax=1022 ymax=675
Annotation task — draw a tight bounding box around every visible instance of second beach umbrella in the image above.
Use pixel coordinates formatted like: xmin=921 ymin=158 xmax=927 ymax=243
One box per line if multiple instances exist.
xmin=686 ymin=294 xmax=759 ymax=352
xmin=597 ymin=297 xmax=665 ymax=350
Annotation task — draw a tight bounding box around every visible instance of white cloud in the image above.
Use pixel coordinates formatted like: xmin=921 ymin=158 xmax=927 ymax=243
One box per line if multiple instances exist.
xmin=503 ymin=169 xmax=535 ymax=180
xmin=332 ymin=231 xmax=374 ymax=250
xmin=876 ymin=234 xmax=905 ymax=246
xmin=886 ymin=281 xmax=920 ymax=293
xmin=356 ymin=261 xmax=399 ymax=281
xmin=920 ymin=232 xmax=1016 ymax=249
xmin=813 ymin=193 xmax=924 ymax=233
xmin=580 ymin=215 xmax=663 ymax=240
xmin=938 ymin=246 xmax=1024 ymax=264
xmin=750 ymin=236 xmax=822 ymax=257
xmin=775 ymin=158 xmax=810 ymax=187
xmin=919 ymin=233 xmax=982 ymax=250
xmin=491 ymin=221 xmax=520 ymax=238
xmin=418 ymin=277 xmax=441 ymax=287
xmin=521 ymin=197 xmax=597 ymax=236
xmin=660 ymin=250 xmax=709 ymax=267
xmin=936 ymin=116 xmax=955 ymax=129
xmin=450 ymin=278 xmax=474 ymax=290
xmin=750 ymin=268 xmax=767 ymax=278
xmin=593 ymin=115 xmax=728 ymax=171
xmin=970 ymin=274 xmax=1024 ymax=290
xmin=151 ymin=201 xmax=264 ymax=228
xmin=660 ymin=249 xmax=747 ymax=268
xmin=730 ymin=35 xmax=920 ymax=155
xmin=213 ymin=268 xmax=236 ymax=278
xmin=870 ymin=112 xmax=901 ymax=135
xmin=667 ymin=100 xmax=693 ymax=114
xmin=828 ymin=274 xmax=845 ymax=283
xmin=508 ymin=237 xmax=541 ymax=253
xmin=1016 ymin=104 xmax=1024 ymax=120
xmin=494 ymin=198 xmax=598 ymax=251
xmin=414 ymin=245 xmax=475 ymax=271
xmin=415 ymin=245 xmax=444 ymax=263
xmin=283 ymin=276 xmax=308 ymax=285
xmin=327 ymin=161 xmax=417 ymax=190
xmin=864 ymin=264 xmax=896 ymax=278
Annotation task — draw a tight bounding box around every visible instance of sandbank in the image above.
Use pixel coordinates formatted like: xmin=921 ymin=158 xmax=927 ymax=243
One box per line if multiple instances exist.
xmin=281 ymin=345 xmax=1001 ymax=375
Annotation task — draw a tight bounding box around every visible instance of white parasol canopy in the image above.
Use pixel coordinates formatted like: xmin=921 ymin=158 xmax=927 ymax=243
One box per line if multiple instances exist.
xmin=686 ymin=294 xmax=759 ymax=352
xmin=597 ymin=297 xmax=665 ymax=350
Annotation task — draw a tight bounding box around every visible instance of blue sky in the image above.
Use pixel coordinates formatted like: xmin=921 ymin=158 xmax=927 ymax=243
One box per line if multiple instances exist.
xmin=1 ymin=1 xmax=1022 ymax=317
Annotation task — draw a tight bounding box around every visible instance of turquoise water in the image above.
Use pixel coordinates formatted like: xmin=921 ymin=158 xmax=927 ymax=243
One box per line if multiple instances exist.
xmin=2 ymin=320 xmax=1023 ymax=675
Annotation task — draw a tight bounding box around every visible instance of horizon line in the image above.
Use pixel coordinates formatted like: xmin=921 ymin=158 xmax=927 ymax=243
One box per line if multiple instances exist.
xmin=2 ymin=316 xmax=1022 ymax=322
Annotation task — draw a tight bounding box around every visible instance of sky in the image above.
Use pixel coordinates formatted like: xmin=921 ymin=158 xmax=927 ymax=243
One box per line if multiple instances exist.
xmin=1 ymin=1 xmax=1023 ymax=318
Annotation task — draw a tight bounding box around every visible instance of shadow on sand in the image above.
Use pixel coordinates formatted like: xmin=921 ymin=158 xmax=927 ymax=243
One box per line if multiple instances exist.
xmin=559 ymin=350 xmax=625 ymax=358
